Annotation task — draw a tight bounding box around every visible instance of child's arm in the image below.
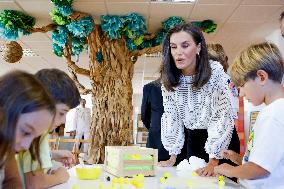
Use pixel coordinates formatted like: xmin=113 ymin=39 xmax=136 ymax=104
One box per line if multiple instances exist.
xmin=51 ymin=150 xmax=74 ymax=167
xmin=221 ymin=150 xmax=242 ymax=165
xmin=214 ymin=162 xmax=269 ymax=180
xmin=24 ymin=167 xmax=69 ymax=189
xmin=3 ymin=155 xmax=23 ymax=189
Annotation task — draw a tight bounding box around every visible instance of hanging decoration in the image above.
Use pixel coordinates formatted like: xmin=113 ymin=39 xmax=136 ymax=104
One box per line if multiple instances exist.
xmin=191 ymin=20 xmax=217 ymax=33
xmin=1 ymin=41 xmax=23 ymax=63
xmin=50 ymin=10 xmax=71 ymax=25
xmin=0 ymin=10 xmax=35 ymax=41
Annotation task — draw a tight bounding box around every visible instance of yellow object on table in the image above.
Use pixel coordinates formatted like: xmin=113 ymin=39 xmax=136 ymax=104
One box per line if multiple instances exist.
xmin=75 ymin=166 xmax=102 ymax=180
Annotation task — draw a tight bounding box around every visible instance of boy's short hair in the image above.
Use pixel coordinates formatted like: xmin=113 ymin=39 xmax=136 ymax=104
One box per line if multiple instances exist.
xmin=230 ymin=42 xmax=284 ymax=87
xmin=35 ymin=69 xmax=80 ymax=109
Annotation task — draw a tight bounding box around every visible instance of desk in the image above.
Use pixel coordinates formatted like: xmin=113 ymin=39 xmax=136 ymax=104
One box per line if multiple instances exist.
xmin=51 ymin=165 xmax=241 ymax=189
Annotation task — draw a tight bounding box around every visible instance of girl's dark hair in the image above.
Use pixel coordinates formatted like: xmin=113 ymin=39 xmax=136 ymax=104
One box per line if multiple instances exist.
xmin=35 ymin=69 xmax=80 ymax=109
xmin=160 ymin=23 xmax=211 ymax=91
xmin=208 ymin=43 xmax=229 ymax=72
xmin=0 ymin=71 xmax=56 ymax=168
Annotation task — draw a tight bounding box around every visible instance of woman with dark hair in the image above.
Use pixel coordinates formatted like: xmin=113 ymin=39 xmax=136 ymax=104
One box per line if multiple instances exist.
xmin=158 ymin=23 xmax=239 ymax=177
xmin=0 ymin=70 xmax=56 ymax=188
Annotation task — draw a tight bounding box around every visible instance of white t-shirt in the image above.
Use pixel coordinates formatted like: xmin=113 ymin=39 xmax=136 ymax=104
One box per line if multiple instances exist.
xmin=73 ymin=107 xmax=91 ymax=132
xmin=240 ymin=98 xmax=284 ymax=189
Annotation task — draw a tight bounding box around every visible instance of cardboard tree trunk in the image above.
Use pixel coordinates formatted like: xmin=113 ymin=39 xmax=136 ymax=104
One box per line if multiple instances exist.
xmin=87 ymin=26 xmax=134 ymax=163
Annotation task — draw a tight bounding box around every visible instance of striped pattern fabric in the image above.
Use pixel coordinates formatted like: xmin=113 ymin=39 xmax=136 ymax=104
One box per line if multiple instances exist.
xmin=161 ymin=61 xmax=236 ymax=159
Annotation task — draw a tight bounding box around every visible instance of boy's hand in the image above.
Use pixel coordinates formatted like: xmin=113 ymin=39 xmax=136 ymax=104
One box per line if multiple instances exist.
xmin=214 ymin=163 xmax=234 ymax=177
xmin=221 ymin=150 xmax=242 ymax=165
xmin=52 ymin=150 xmax=75 ymax=167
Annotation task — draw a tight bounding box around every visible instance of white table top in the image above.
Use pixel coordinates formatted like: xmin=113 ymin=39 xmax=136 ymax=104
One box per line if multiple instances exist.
xmin=50 ymin=165 xmax=242 ymax=189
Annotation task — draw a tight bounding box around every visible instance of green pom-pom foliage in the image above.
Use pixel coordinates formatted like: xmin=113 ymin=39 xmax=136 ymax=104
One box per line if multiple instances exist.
xmin=200 ymin=20 xmax=217 ymax=33
xmin=191 ymin=20 xmax=217 ymax=33
xmin=51 ymin=0 xmax=73 ymax=17
xmin=123 ymin=13 xmax=146 ymax=39
xmin=51 ymin=0 xmax=73 ymax=6
xmin=50 ymin=10 xmax=71 ymax=25
xmin=49 ymin=0 xmax=93 ymax=57
xmin=145 ymin=16 xmax=184 ymax=48
xmin=0 ymin=10 xmax=35 ymax=40
xmin=53 ymin=43 xmax=64 ymax=57
xmin=140 ymin=40 xmax=152 ymax=49
xmin=56 ymin=5 xmax=73 ymax=16
xmin=152 ymin=31 xmax=167 ymax=46
xmin=162 ymin=16 xmax=185 ymax=31
xmin=126 ymin=38 xmax=137 ymax=51
xmin=67 ymin=16 xmax=94 ymax=38
xmin=52 ymin=26 xmax=69 ymax=47
xmin=100 ymin=13 xmax=147 ymax=51
xmin=71 ymin=37 xmax=86 ymax=55
xmin=101 ymin=15 xmax=124 ymax=39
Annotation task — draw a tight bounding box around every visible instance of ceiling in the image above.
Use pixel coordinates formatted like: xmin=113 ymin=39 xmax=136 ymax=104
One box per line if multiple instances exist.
xmin=0 ymin=0 xmax=284 ymax=107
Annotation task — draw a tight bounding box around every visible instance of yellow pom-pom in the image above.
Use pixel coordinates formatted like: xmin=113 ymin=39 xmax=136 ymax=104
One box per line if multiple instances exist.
xmin=118 ymin=177 xmax=125 ymax=183
xmin=218 ymin=180 xmax=225 ymax=186
xmin=131 ymin=179 xmax=144 ymax=188
xmin=137 ymin=174 xmax=144 ymax=181
xmin=218 ymin=175 xmax=225 ymax=181
xmin=72 ymin=185 xmax=78 ymax=189
xmin=163 ymin=172 xmax=172 ymax=178
xmin=191 ymin=171 xmax=198 ymax=177
xmin=160 ymin=177 xmax=166 ymax=183
xmin=186 ymin=181 xmax=193 ymax=187
xmin=112 ymin=177 xmax=119 ymax=184
xmin=124 ymin=178 xmax=130 ymax=184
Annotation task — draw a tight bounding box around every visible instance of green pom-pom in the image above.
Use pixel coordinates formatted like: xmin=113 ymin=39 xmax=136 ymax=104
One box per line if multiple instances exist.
xmin=51 ymin=0 xmax=73 ymax=6
xmin=50 ymin=9 xmax=71 ymax=25
xmin=0 ymin=10 xmax=35 ymax=40
xmin=162 ymin=16 xmax=185 ymax=31
xmin=200 ymin=19 xmax=217 ymax=33
xmin=134 ymin=36 xmax=144 ymax=46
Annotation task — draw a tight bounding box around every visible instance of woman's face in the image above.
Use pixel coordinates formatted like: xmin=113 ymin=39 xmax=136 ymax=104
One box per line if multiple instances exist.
xmin=170 ymin=31 xmax=200 ymax=76
xmin=14 ymin=109 xmax=54 ymax=152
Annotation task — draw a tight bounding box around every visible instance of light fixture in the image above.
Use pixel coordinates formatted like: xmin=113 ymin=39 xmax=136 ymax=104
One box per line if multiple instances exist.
xmin=0 ymin=46 xmax=39 ymax=57
xmin=145 ymin=52 xmax=162 ymax=58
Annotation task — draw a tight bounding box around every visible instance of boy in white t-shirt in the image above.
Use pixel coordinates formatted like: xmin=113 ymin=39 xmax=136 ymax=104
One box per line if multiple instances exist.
xmin=214 ymin=42 xmax=284 ymax=189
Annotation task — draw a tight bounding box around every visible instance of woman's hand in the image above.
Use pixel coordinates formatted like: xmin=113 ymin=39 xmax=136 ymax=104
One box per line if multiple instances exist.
xmin=196 ymin=158 xmax=219 ymax=177
xmin=157 ymin=155 xmax=176 ymax=167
